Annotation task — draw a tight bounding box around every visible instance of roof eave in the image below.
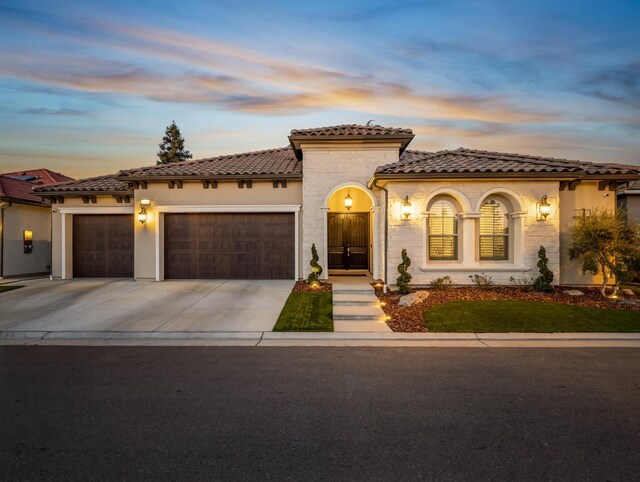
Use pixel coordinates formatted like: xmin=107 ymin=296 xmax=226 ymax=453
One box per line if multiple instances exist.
xmin=36 ymin=190 xmax=133 ymax=197
xmin=288 ymin=134 xmax=415 ymax=161
xmin=115 ymin=173 xmax=303 ymax=182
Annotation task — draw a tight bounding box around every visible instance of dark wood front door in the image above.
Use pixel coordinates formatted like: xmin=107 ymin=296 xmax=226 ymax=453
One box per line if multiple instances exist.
xmin=164 ymin=213 xmax=295 ymax=279
xmin=73 ymin=214 xmax=134 ymax=278
xmin=328 ymin=213 xmax=369 ymax=270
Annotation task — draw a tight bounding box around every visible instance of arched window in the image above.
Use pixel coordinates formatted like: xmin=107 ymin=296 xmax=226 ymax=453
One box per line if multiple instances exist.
xmin=479 ymin=199 xmax=509 ymax=260
xmin=429 ymin=200 xmax=458 ymax=260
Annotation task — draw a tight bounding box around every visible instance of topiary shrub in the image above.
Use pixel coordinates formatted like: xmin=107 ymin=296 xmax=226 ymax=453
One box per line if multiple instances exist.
xmin=396 ymin=249 xmax=412 ymax=295
xmin=307 ymin=243 xmax=323 ymax=285
xmin=533 ymin=245 xmax=554 ymax=292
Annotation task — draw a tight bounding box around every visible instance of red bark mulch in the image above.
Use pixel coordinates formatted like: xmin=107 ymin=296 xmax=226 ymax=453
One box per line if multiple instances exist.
xmin=292 ymin=280 xmax=333 ymax=293
xmin=372 ymin=285 xmax=640 ymax=333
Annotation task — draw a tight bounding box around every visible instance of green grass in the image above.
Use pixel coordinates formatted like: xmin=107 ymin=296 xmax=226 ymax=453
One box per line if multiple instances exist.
xmin=0 ymin=285 xmax=24 ymax=293
xmin=273 ymin=292 xmax=333 ymax=332
xmin=425 ymin=300 xmax=640 ymax=332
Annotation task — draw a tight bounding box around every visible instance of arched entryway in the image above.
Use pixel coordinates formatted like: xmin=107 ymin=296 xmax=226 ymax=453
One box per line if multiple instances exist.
xmin=324 ymin=183 xmax=377 ymax=275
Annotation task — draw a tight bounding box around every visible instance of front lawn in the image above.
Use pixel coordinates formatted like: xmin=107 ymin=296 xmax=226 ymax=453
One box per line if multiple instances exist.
xmin=425 ymin=300 xmax=640 ymax=332
xmin=273 ymin=292 xmax=333 ymax=332
xmin=0 ymin=285 xmax=24 ymax=294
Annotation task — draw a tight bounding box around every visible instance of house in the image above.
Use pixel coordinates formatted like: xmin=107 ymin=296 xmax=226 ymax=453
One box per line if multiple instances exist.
xmin=34 ymin=124 xmax=640 ymax=287
xmin=0 ymin=168 xmax=73 ymax=277
xmin=617 ymin=180 xmax=640 ymax=224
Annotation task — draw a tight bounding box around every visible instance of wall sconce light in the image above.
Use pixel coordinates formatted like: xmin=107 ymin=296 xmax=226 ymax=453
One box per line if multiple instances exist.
xmin=23 ymin=229 xmax=33 ymax=254
xmin=344 ymin=189 xmax=353 ymax=211
xmin=536 ymin=195 xmax=551 ymax=221
xmin=402 ymin=195 xmax=412 ymax=220
xmin=138 ymin=199 xmax=151 ymax=224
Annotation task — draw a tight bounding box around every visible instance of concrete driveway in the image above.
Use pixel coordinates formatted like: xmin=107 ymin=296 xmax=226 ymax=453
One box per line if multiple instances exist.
xmin=0 ymin=279 xmax=294 ymax=333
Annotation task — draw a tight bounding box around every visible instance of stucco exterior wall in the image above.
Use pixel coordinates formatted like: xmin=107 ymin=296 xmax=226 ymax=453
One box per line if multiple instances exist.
xmin=384 ymin=180 xmax=560 ymax=286
xmin=559 ymin=181 xmax=616 ymax=285
xmin=134 ymin=180 xmax=302 ymax=280
xmin=1 ymin=204 xmax=51 ymax=277
xmin=301 ymin=143 xmax=400 ymax=280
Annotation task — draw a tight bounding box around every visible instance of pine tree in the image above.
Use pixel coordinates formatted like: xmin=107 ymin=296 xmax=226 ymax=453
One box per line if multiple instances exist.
xmin=396 ymin=249 xmax=412 ymax=295
xmin=533 ymin=245 xmax=554 ymax=292
xmin=157 ymin=121 xmax=192 ymax=165
xmin=307 ymin=243 xmax=323 ymax=284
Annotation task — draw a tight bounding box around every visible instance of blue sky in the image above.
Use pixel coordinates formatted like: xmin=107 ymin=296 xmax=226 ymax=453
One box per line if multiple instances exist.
xmin=0 ymin=0 xmax=638 ymax=178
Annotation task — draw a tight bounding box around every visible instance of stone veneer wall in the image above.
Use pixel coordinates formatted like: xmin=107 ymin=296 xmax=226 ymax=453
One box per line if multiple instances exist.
xmin=301 ymin=145 xmax=400 ymax=280
xmin=385 ymin=180 xmax=561 ymax=286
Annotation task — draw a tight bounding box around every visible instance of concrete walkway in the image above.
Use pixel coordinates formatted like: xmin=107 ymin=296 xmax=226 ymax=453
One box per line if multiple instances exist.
xmin=330 ymin=276 xmax=391 ymax=332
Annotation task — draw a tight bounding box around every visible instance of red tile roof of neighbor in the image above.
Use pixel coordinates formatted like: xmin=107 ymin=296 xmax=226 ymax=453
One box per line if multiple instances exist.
xmin=375 ymin=148 xmax=640 ymax=178
xmin=0 ymin=175 xmax=50 ymax=205
xmin=1 ymin=168 xmax=74 ymax=186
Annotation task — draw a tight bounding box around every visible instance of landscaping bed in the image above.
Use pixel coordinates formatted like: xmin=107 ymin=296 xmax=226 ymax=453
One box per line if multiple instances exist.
xmin=374 ymin=285 xmax=640 ymax=332
xmin=291 ymin=280 xmax=332 ymax=293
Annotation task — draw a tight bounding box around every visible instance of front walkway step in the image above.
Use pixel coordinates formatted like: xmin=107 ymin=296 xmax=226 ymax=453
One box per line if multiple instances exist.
xmin=334 ymin=305 xmax=386 ymax=321
xmin=333 ymin=293 xmax=380 ymax=306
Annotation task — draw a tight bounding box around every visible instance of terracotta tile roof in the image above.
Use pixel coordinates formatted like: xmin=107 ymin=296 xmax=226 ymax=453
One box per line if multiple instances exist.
xmin=33 ymin=174 xmax=132 ymax=194
xmin=1 ymin=168 xmax=74 ymax=185
xmin=376 ymin=148 xmax=640 ymax=177
xmin=118 ymin=147 xmax=300 ymax=178
xmin=0 ymin=175 xmax=49 ymax=205
xmin=289 ymin=124 xmax=414 ymax=137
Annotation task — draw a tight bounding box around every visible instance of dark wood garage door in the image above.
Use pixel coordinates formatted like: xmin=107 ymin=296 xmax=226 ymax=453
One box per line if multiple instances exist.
xmin=73 ymin=215 xmax=134 ymax=278
xmin=164 ymin=213 xmax=295 ymax=279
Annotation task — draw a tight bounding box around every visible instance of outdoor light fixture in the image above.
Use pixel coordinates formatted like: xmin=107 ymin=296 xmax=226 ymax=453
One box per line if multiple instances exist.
xmin=138 ymin=199 xmax=151 ymax=224
xmin=402 ymin=195 xmax=412 ymax=220
xmin=537 ymin=195 xmax=551 ymax=221
xmin=344 ymin=189 xmax=353 ymax=211
xmin=23 ymin=229 xmax=33 ymax=254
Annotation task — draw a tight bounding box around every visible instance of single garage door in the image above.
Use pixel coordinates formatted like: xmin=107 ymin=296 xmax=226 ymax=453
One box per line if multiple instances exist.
xmin=164 ymin=213 xmax=295 ymax=279
xmin=73 ymin=214 xmax=134 ymax=278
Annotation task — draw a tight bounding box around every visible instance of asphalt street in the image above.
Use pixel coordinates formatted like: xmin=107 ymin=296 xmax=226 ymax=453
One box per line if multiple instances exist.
xmin=1 ymin=347 xmax=639 ymax=481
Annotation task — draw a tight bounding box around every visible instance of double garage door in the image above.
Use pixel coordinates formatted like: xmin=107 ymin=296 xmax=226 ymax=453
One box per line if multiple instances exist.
xmin=164 ymin=213 xmax=295 ymax=279
xmin=73 ymin=213 xmax=295 ymax=279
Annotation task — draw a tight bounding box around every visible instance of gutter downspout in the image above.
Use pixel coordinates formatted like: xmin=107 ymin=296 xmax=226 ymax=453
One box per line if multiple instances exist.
xmin=371 ymin=179 xmax=389 ymax=293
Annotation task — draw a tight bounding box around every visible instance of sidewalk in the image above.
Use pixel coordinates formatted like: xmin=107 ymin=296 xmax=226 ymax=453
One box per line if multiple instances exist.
xmin=1 ymin=330 xmax=639 ymax=347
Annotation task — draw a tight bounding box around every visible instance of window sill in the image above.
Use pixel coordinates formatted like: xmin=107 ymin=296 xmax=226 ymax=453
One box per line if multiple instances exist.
xmin=420 ymin=264 xmax=530 ymax=273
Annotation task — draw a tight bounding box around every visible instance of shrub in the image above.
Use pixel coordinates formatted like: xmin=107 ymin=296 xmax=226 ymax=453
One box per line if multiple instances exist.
xmin=429 ymin=276 xmax=452 ymax=290
xmin=307 ymin=243 xmax=323 ymax=284
xmin=469 ymin=273 xmax=494 ymax=289
xmin=509 ymin=276 xmax=534 ymax=288
xmin=533 ymin=245 xmax=554 ymax=292
xmin=396 ymin=249 xmax=412 ymax=295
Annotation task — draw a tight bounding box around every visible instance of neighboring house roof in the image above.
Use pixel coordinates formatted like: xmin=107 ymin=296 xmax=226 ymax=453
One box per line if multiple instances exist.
xmin=33 ymin=174 xmax=132 ymax=196
xmin=1 ymin=168 xmax=74 ymax=186
xmin=0 ymin=175 xmax=50 ymax=206
xmin=376 ymin=148 xmax=640 ymax=179
xmin=117 ymin=147 xmax=301 ymax=180
xmin=618 ymin=180 xmax=640 ymax=195
xmin=288 ymin=124 xmax=415 ymax=160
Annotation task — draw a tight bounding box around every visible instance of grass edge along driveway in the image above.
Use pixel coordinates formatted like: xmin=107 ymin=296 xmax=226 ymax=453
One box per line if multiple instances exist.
xmin=0 ymin=285 xmax=24 ymax=294
xmin=425 ymin=300 xmax=640 ymax=332
xmin=273 ymin=292 xmax=333 ymax=332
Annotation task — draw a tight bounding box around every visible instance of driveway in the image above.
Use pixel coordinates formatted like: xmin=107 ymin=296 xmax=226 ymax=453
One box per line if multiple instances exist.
xmin=0 ymin=279 xmax=294 ymax=333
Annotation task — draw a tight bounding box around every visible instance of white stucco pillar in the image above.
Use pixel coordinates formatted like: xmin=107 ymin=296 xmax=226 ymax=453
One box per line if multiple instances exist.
xmin=460 ymin=213 xmax=480 ymax=266
xmin=60 ymin=213 xmax=67 ymax=280
xmin=321 ymin=207 xmax=329 ymax=280
xmin=511 ymin=211 xmax=527 ymax=265
xmin=372 ymin=206 xmax=380 ymax=280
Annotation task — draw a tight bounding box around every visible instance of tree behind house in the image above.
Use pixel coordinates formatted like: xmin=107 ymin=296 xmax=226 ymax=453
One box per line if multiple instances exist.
xmin=568 ymin=208 xmax=640 ymax=297
xmin=157 ymin=121 xmax=192 ymax=165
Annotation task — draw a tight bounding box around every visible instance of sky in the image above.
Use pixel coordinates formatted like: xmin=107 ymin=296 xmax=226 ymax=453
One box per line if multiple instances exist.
xmin=0 ymin=0 xmax=638 ymax=178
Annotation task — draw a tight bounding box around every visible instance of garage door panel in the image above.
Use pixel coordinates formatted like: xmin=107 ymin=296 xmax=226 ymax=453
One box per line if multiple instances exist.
xmin=164 ymin=213 xmax=294 ymax=279
xmin=73 ymin=215 xmax=134 ymax=278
